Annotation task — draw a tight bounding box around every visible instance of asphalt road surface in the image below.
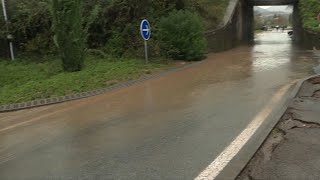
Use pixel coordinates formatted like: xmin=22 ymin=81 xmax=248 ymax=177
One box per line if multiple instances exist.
xmin=0 ymin=32 xmax=318 ymax=179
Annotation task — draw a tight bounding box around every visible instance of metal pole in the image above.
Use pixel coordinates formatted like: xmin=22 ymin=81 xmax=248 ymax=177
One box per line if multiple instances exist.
xmin=144 ymin=40 xmax=148 ymax=64
xmin=1 ymin=0 xmax=15 ymax=61
xmin=8 ymin=40 xmax=14 ymax=60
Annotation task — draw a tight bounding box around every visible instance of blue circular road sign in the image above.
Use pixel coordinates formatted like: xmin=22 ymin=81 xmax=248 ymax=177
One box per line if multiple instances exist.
xmin=140 ymin=20 xmax=151 ymax=40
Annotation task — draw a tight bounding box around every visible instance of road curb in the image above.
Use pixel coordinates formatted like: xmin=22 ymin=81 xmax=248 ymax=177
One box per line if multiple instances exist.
xmin=238 ymin=74 xmax=320 ymax=176
xmin=0 ymin=60 xmax=205 ymax=113
xmin=215 ymin=74 xmax=320 ymax=180
xmin=290 ymin=74 xmax=320 ymax=99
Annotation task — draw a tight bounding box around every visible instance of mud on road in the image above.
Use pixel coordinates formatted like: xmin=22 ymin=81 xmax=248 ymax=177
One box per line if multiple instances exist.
xmin=238 ymin=76 xmax=320 ymax=180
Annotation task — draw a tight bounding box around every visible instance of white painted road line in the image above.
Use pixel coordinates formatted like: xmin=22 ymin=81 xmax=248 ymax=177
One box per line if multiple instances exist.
xmin=195 ymin=82 xmax=294 ymax=180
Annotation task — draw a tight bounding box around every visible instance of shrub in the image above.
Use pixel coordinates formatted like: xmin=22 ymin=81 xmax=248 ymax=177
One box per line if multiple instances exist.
xmin=8 ymin=0 xmax=53 ymax=55
xmin=157 ymin=10 xmax=207 ymax=61
xmin=299 ymin=0 xmax=320 ymax=31
xmin=51 ymin=0 xmax=99 ymax=72
xmin=104 ymin=31 xmax=126 ymax=58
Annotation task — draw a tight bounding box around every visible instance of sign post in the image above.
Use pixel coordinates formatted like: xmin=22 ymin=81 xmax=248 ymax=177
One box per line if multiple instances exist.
xmin=140 ymin=19 xmax=151 ymax=64
xmin=144 ymin=40 xmax=148 ymax=64
xmin=1 ymin=0 xmax=15 ymax=61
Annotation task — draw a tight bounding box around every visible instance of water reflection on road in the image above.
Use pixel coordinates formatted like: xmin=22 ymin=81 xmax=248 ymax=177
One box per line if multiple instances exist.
xmin=0 ymin=32 xmax=318 ymax=179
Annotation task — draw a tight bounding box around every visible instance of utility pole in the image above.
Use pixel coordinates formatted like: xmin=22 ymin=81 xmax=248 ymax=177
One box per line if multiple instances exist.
xmin=1 ymin=0 xmax=15 ymax=61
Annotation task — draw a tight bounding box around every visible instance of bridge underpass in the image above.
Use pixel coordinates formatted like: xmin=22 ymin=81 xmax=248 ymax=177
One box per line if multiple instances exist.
xmin=252 ymin=0 xmax=301 ymax=43
xmin=242 ymin=0 xmax=301 ymax=42
xmin=207 ymin=0 xmax=303 ymax=52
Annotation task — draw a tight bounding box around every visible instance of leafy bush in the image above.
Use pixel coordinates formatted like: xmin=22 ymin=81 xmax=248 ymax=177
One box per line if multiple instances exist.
xmin=299 ymin=0 xmax=320 ymax=31
xmin=8 ymin=0 xmax=53 ymax=55
xmin=104 ymin=32 xmax=126 ymax=58
xmin=157 ymin=10 xmax=207 ymax=61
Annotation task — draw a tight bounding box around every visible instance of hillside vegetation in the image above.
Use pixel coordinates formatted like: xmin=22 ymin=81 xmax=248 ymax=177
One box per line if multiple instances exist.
xmin=0 ymin=0 xmax=228 ymax=58
xmin=299 ymin=0 xmax=320 ymax=32
xmin=0 ymin=0 xmax=229 ymax=105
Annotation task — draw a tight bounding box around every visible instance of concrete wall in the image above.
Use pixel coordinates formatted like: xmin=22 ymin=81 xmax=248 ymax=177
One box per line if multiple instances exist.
xmin=292 ymin=2 xmax=319 ymax=49
xmin=301 ymin=30 xmax=320 ymax=50
xmin=292 ymin=2 xmax=303 ymax=43
xmin=206 ymin=0 xmax=253 ymax=52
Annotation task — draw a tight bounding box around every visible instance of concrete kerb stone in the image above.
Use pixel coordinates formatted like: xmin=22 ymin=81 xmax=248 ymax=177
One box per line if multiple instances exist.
xmin=0 ymin=60 xmax=205 ymax=113
xmin=291 ymin=75 xmax=320 ymax=98
xmin=226 ymin=74 xmax=320 ymax=180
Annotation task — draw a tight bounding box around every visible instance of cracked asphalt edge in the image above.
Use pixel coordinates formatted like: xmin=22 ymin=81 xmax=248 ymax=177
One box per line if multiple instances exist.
xmin=237 ymin=74 xmax=320 ymax=180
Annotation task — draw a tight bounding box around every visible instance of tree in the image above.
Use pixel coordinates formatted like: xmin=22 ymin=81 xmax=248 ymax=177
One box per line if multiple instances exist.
xmin=51 ymin=0 xmax=84 ymax=72
xmin=254 ymin=15 xmax=264 ymax=30
xmin=51 ymin=0 xmax=98 ymax=72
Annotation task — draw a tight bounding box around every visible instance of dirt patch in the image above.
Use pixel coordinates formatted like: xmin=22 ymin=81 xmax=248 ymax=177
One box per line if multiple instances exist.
xmin=237 ymin=116 xmax=320 ymax=180
xmin=309 ymin=77 xmax=320 ymax=84
xmin=313 ymin=90 xmax=320 ymax=98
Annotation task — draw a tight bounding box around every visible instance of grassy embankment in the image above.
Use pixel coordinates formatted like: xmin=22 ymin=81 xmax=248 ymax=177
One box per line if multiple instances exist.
xmin=0 ymin=57 xmax=174 ymax=105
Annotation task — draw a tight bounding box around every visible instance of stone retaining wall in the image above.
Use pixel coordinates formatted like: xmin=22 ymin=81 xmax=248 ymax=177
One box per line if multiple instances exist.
xmin=302 ymin=30 xmax=320 ymax=50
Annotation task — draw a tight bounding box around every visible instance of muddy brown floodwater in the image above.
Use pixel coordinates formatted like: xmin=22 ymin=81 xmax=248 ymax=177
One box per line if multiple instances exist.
xmin=0 ymin=32 xmax=318 ymax=180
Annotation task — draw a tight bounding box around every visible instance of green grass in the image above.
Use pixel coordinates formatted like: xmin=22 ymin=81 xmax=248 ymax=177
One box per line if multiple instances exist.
xmin=0 ymin=57 xmax=172 ymax=105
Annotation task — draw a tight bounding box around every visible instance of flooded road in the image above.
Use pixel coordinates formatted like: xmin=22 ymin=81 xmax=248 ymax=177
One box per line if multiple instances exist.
xmin=0 ymin=32 xmax=318 ymax=179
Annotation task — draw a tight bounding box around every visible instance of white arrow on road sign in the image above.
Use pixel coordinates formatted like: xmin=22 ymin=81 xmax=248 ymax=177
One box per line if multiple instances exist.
xmin=142 ymin=25 xmax=150 ymax=35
